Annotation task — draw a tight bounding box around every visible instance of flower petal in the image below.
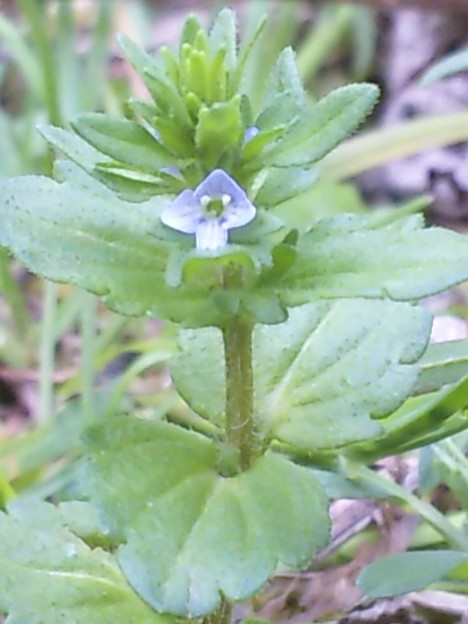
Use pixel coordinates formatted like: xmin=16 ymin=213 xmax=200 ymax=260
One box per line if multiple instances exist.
xmin=195 ymin=220 xmax=228 ymax=251
xmin=160 ymin=189 xmax=202 ymax=234
xmin=220 ymin=201 xmax=256 ymax=230
xmin=194 ymin=169 xmax=256 ymax=230
xmin=194 ymin=169 xmax=247 ymax=206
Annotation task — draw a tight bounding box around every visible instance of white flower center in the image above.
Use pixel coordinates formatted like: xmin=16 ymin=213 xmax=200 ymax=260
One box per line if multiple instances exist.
xmin=200 ymin=194 xmax=232 ymax=218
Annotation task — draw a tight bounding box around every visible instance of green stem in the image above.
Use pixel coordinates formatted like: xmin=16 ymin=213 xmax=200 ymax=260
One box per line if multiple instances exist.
xmin=202 ymin=598 xmax=232 ymax=624
xmin=222 ymin=318 xmax=254 ymax=471
xmin=346 ymin=461 xmax=468 ymax=551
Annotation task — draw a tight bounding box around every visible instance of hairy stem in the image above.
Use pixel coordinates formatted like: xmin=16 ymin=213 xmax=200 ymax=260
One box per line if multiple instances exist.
xmin=222 ymin=317 xmax=254 ymax=471
xmin=202 ymin=598 xmax=232 ymax=624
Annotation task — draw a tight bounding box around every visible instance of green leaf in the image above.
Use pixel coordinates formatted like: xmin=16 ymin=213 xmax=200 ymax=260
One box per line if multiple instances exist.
xmin=256 ymin=90 xmax=303 ymax=131
xmin=255 ymin=166 xmax=318 ymax=209
xmin=209 ymin=8 xmax=237 ymax=69
xmin=0 ymin=173 xmax=223 ymax=326
xmin=72 ymin=113 xmax=174 ymax=169
xmin=83 ymin=416 xmax=217 ymax=538
xmin=415 ymin=339 xmax=468 ymax=394
xmin=255 ymin=299 xmax=431 ymax=451
xmin=118 ymin=33 xmax=186 ymax=123
xmin=195 ymin=96 xmax=243 ymax=168
xmin=420 ymin=47 xmax=468 ymax=86
xmin=38 ymin=124 xmax=112 ymax=173
xmin=263 ymin=47 xmax=305 ymax=105
xmin=242 ymin=292 xmax=288 ymax=325
xmin=180 ymin=14 xmax=204 ymax=48
xmin=231 ymin=15 xmax=267 ymax=97
xmin=0 ymin=498 xmax=173 ymax=624
xmin=171 ymin=327 xmax=226 ymax=428
xmin=271 ymin=181 xmax=365 ymax=231
xmin=358 ymin=550 xmax=468 ymax=598
xmin=118 ymin=32 xmax=165 ymax=80
xmin=83 ymin=417 xmax=329 ymax=617
xmin=184 ymin=49 xmax=209 ymax=101
xmin=260 ymin=83 xmax=379 ymax=167
xmin=171 ymin=299 xmax=430 ymax=452
xmin=279 ymin=214 xmax=468 ymax=305
xmin=347 ymin=375 xmax=468 ymax=462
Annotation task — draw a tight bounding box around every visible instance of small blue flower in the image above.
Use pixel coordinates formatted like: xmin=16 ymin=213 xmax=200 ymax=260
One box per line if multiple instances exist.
xmin=161 ymin=169 xmax=256 ymax=251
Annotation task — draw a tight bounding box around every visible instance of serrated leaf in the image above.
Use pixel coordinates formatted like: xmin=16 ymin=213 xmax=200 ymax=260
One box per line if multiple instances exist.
xmin=263 ymin=47 xmax=305 ymax=105
xmin=171 ymin=299 xmax=430 ymax=451
xmin=83 ymin=416 xmax=217 ymax=538
xmin=119 ymin=452 xmax=328 ymax=617
xmin=261 ymin=83 xmax=379 ymax=167
xmin=358 ymin=550 xmax=468 ymax=598
xmin=83 ymin=417 xmax=329 ymax=617
xmin=0 ymin=498 xmax=173 ymax=624
xmin=0 ymin=174 xmax=225 ymax=326
xmin=279 ymin=214 xmax=468 ymax=305
xmin=255 ymin=299 xmax=431 ymax=450
xmin=209 ymin=8 xmax=237 ymax=69
xmin=231 ymin=15 xmax=267 ymax=97
xmin=72 ymin=113 xmax=174 ymax=169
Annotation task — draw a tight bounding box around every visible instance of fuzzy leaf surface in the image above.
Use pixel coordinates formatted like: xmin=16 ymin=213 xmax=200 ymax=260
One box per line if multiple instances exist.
xmin=0 ymin=173 xmax=223 ymax=325
xmin=278 ymin=214 xmax=468 ymax=305
xmin=255 ymin=299 xmax=431 ymax=450
xmin=171 ymin=327 xmax=226 ymax=427
xmin=72 ymin=113 xmax=174 ymax=169
xmin=83 ymin=417 xmax=329 ymax=617
xmin=260 ymin=84 xmax=379 ymax=167
xmin=0 ymin=499 xmax=173 ymax=624
xmin=171 ymin=299 xmax=431 ymax=451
